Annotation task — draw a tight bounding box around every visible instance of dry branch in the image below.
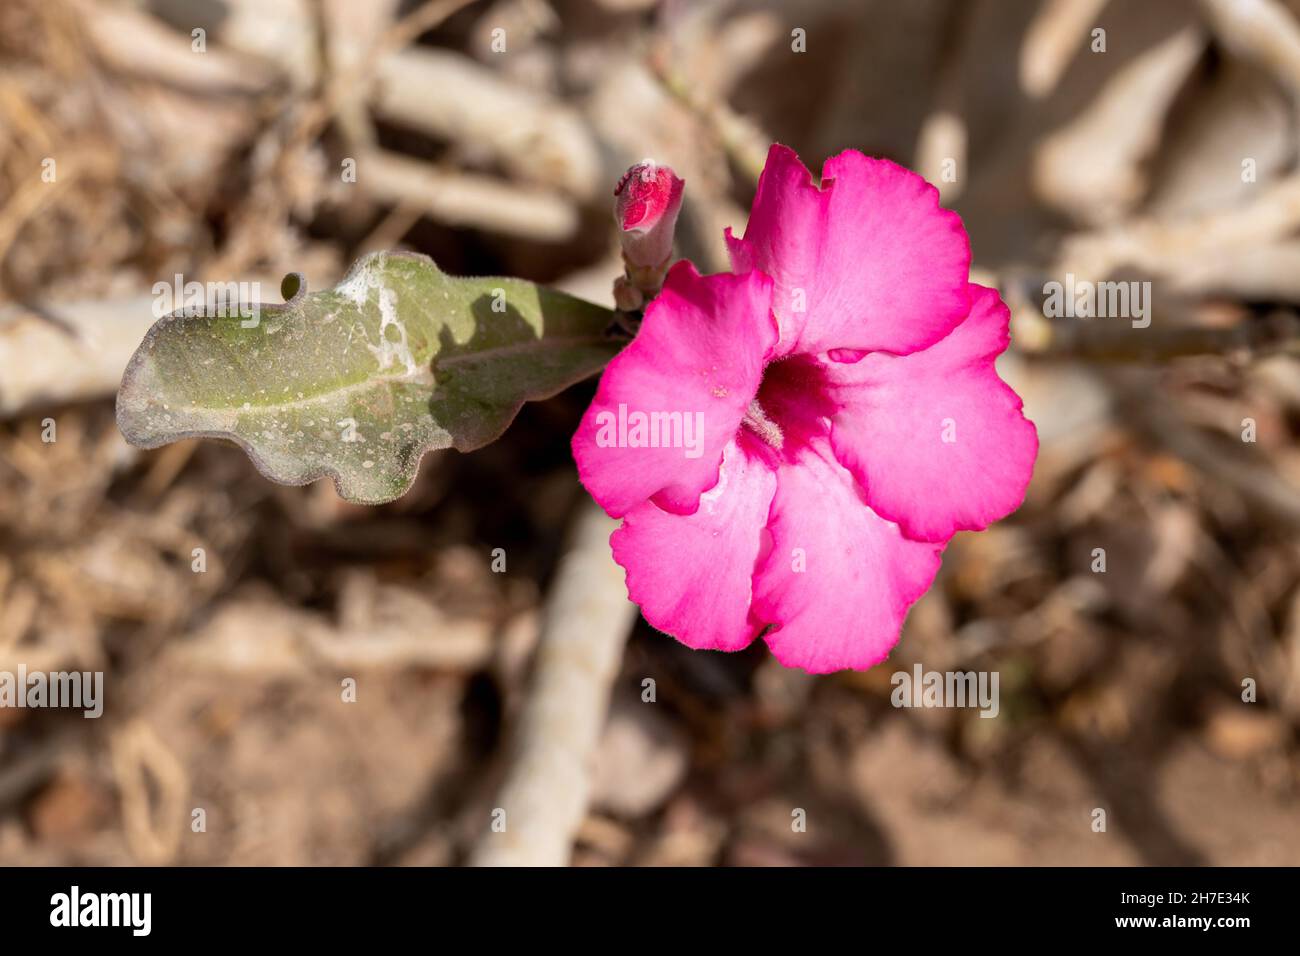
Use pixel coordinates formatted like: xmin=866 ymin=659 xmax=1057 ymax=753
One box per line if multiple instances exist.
xmin=470 ymin=500 xmax=637 ymax=867
xmin=0 ymin=297 xmax=157 ymax=418
xmin=1197 ymin=0 xmax=1300 ymax=98
xmin=359 ymin=151 xmax=579 ymax=241
xmin=1032 ymin=26 xmax=1205 ymax=225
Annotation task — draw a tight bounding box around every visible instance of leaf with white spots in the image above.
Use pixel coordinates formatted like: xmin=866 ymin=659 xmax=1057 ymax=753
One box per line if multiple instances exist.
xmin=116 ymin=251 xmax=621 ymax=503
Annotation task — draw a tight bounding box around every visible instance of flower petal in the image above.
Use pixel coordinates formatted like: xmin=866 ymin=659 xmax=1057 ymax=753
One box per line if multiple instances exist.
xmin=826 ymin=284 xmax=1038 ymax=543
xmin=615 ymin=163 xmax=685 ymax=268
xmin=727 ymin=144 xmax=971 ymax=357
xmin=572 ymin=262 xmax=776 ymax=517
xmin=612 ymin=436 xmax=776 ymax=651
xmin=750 ymin=440 xmax=944 ymax=673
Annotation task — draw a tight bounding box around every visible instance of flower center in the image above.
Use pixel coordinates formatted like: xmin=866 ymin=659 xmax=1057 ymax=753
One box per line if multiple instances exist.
xmin=741 ymin=355 xmax=836 ymax=456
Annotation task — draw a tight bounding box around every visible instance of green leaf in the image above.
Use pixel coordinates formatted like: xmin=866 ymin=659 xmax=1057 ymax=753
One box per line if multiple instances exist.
xmin=116 ymin=251 xmax=621 ymax=504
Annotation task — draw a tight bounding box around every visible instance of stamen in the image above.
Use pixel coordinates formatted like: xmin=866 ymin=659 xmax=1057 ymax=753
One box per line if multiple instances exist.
xmin=741 ymin=398 xmax=784 ymax=450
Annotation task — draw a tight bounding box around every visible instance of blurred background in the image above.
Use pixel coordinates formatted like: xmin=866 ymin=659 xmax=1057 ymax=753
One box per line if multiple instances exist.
xmin=2 ymin=0 xmax=1299 ymax=866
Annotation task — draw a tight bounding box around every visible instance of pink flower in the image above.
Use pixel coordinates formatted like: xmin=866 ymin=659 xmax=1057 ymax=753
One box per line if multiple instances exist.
xmin=573 ymin=145 xmax=1038 ymax=673
xmin=615 ymin=162 xmax=685 ymax=269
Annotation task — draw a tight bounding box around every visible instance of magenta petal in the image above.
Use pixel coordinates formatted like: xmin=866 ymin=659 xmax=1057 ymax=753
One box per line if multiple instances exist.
xmin=750 ymin=441 xmax=944 ymax=673
xmin=612 ymin=437 xmax=775 ymax=651
xmin=572 ymin=262 xmax=777 ymax=517
xmin=728 ymin=144 xmax=971 ymax=357
xmin=826 ymin=284 xmax=1038 ymax=543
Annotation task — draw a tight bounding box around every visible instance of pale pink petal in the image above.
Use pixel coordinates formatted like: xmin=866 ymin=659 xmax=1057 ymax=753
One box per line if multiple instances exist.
xmin=727 ymin=144 xmax=970 ymax=357
xmin=572 ymin=262 xmax=776 ymax=517
xmin=750 ymin=441 xmax=944 ymax=673
xmin=612 ymin=436 xmax=776 ymax=651
xmin=825 ymin=284 xmax=1038 ymax=543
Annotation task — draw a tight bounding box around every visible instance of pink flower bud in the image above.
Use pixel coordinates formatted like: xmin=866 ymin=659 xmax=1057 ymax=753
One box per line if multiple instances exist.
xmin=614 ymin=161 xmax=684 ymax=269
